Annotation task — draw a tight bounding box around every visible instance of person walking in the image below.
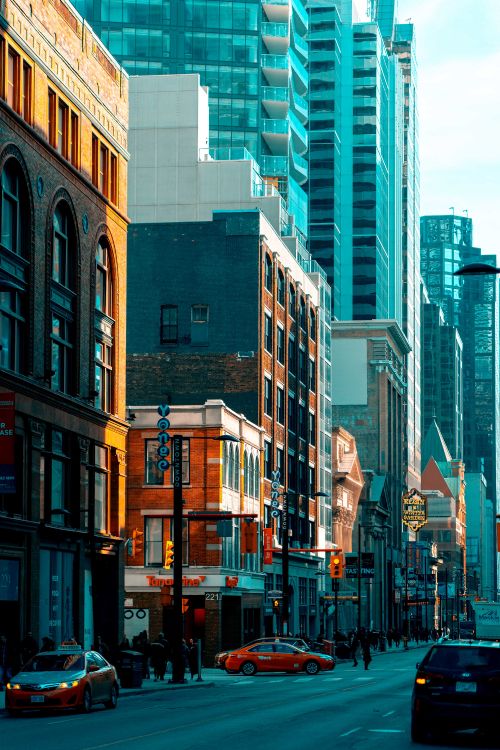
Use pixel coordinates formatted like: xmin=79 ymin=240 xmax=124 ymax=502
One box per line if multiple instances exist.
xmin=361 ymin=634 xmax=372 ymax=671
xmin=188 ymin=639 xmax=198 ymax=680
xmin=349 ymin=630 xmax=360 ymax=667
xmin=150 ymin=634 xmax=167 ymax=681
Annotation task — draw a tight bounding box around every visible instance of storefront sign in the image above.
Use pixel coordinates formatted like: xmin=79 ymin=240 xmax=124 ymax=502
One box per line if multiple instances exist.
xmin=146 ymin=575 xmax=206 ymax=588
xmin=344 ymin=553 xmax=375 ymax=578
xmin=270 ymin=469 xmax=281 ymax=518
xmin=263 ymin=528 xmax=273 ymax=565
xmin=0 ymin=392 xmax=15 ymax=493
xmin=402 ymin=488 xmax=428 ymax=532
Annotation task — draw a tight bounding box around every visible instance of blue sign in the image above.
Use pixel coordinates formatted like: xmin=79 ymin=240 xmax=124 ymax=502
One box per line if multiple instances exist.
xmin=0 ymin=559 xmax=19 ymax=601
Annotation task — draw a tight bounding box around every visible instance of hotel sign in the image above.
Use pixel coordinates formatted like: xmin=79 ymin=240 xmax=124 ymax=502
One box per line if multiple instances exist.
xmin=402 ymin=489 xmax=428 ymax=532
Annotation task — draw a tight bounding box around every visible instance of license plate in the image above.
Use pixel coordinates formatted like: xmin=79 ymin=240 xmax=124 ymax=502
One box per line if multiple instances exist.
xmin=30 ymin=695 xmax=45 ymax=703
xmin=456 ymin=681 xmax=476 ymax=693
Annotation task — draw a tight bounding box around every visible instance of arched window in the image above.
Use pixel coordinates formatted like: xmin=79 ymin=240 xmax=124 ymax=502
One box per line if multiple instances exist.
xmin=234 ymin=446 xmax=240 ymax=491
xmin=310 ymin=309 xmax=316 ymax=341
xmin=244 ymin=451 xmax=249 ymax=496
xmin=0 ymin=159 xmax=29 ymax=373
xmin=289 ymin=283 xmax=296 ymax=317
xmin=254 ymin=455 xmax=260 ymax=499
xmin=51 ymin=203 xmax=76 ymax=394
xmin=248 ymin=454 xmax=254 ymax=498
xmin=223 ymin=442 xmax=230 ymax=487
xmin=228 ymin=444 xmax=234 ymax=488
xmin=299 ymin=298 xmax=306 ymax=330
xmin=277 ymin=269 xmax=285 ymax=306
xmin=265 ymin=254 xmax=273 ymax=292
xmin=95 ymin=238 xmax=114 ymax=413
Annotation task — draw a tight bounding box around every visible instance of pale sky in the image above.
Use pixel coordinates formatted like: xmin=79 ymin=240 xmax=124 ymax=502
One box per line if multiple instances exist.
xmin=398 ymin=0 xmax=500 ymax=257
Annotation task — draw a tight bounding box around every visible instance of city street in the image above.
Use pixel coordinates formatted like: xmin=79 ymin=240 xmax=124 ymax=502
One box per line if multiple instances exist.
xmin=2 ymin=647 xmax=497 ymax=750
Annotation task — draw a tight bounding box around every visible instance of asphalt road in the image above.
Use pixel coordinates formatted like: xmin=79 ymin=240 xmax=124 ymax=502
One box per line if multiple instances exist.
xmin=2 ymin=649 xmax=498 ymax=750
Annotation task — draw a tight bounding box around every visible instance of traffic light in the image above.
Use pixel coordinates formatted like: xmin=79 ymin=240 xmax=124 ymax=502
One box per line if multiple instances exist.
xmin=156 ymin=404 xmax=171 ymax=473
xmin=241 ymin=521 xmax=258 ymax=553
xmin=330 ymin=553 xmax=344 ymax=579
xmin=272 ymin=598 xmax=281 ymax=614
xmin=131 ymin=528 xmax=144 ymax=557
xmin=182 ymin=598 xmax=189 ymax=614
xmin=164 ymin=540 xmax=174 ymax=569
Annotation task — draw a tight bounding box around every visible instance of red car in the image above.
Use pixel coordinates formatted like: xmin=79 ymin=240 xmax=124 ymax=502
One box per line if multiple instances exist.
xmin=6 ymin=647 xmax=119 ymax=715
xmin=224 ymin=641 xmax=335 ymax=676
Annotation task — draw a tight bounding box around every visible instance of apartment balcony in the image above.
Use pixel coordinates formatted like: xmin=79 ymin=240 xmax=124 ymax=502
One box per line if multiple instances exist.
xmin=261 ymin=0 xmax=289 ymax=23
xmin=291 ymin=0 xmax=308 ymax=34
xmin=289 ymin=110 xmax=308 ymax=154
xmin=262 ymin=118 xmax=289 ymax=155
xmin=260 ymin=154 xmax=289 ymax=177
xmin=261 ymin=54 xmax=289 ymax=87
xmin=290 ymin=85 xmax=307 ymax=123
xmin=262 ymin=21 xmax=289 ymax=55
xmin=289 ymin=48 xmax=308 ymax=96
xmin=290 ymin=148 xmax=308 ymax=183
xmin=291 ymin=21 xmax=308 ymax=62
xmin=262 ymin=86 xmax=289 ymax=118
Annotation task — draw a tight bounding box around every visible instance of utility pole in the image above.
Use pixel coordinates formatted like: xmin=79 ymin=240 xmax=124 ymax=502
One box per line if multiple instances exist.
xmin=171 ymin=435 xmax=186 ymax=684
xmin=281 ymin=492 xmax=289 ymax=636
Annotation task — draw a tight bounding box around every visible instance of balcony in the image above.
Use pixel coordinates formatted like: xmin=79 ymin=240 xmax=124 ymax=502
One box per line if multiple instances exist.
xmin=290 ymin=148 xmax=308 ymax=183
xmin=262 ymin=0 xmax=290 ymax=24
xmin=262 ymin=21 xmax=289 ymax=55
xmin=262 ymin=86 xmax=289 ymax=118
xmin=261 ymin=154 xmax=289 ymax=177
xmin=291 ymin=21 xmax=308 ymax=62
xmin=289 ymin=49 xmax=308 ymax=96
xmin=262 ymin=118 xmax=289 ymax=155
xmin=289 ymin=110 xmax=308 ymax=154
xmin=261 ymin=54 xmax=289 ymax=87
xmin=290 ymin=85 xmax=308 ymax=123
xmin=291 ymin=0 xmax=308 ymax=34
xmin=199 ymin=147 xmax=255 ymax=163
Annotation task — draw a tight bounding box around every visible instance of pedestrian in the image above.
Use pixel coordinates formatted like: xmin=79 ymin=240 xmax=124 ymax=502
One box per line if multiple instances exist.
xmin=181 ymin=639 xmax=190 ymax=670
xmin=19 ymin=632 xmax=38 ymax=666
xmin=394 ymin=629 xmax=401 ymax=648
xmin=96 ymin=634 xmax=111 ymax=661
xmin=150 ymin=634 xmax=167 ymax=681
xmin=361 ymin=635 xmax=372 ymax=671
xmin=386 ymin=628 xmax=393 ymax=648
xmin=349 ymin=630 xmax=360 ymax=667
xmin=0 ymin=635 xmax=13 ymax=691
xmin=188 ymin=639 xmax=198 ymax=680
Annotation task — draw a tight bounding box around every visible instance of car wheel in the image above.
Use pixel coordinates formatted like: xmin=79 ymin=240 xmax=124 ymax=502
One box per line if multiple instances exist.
xmin=304 ymin=660 xmax=320 ymax=675
xmin=105 ymin=683 xmax=118 ymax=709
xmin=80 ymin=686 xmax=93 ymax=713
xmin=240 ymin=661 xmax=257 ymax=676
xmin=410 ymin=713 xmax=428 ymax=743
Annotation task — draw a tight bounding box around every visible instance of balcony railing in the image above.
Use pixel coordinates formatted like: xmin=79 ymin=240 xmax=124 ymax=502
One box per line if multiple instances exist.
xmin=199 ymin=147 xmax=255 ymax=162
xmin=262 ymin=86 xmax=289 ymax=103
xmin=261 ymin=53 xmax=289 ymax=70
xmin=260 ymin=155 xmax=289 ymax=176
xmin=292 ymin=0 xmax=308 ymax=32
xmin=262 ymin=21 xmax=289 ymax=38
xmin=262 ymin=118 xmax=289 ymax=135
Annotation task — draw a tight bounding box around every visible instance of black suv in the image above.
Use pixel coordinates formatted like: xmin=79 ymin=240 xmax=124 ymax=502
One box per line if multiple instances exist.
xmin=411 ymin=639 xmax=500 ymax=742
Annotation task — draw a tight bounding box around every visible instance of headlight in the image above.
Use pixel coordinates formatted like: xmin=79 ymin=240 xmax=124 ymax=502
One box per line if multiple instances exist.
xmin=415 ymin=677 xmax=428 ymax=685
xmin=59 ymin=680 xmax=79 ymax=688
xmin=6 ymin=683 xmax=21 ymax=690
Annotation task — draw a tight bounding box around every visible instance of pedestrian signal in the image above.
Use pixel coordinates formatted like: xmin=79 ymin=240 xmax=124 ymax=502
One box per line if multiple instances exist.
xmin=330 ymin=554 xmax=343 ymax=579
xmin=182 ymin=598 xmax=189 ymax=614
xmin=164 ymin=540 xmax=174 ymax=569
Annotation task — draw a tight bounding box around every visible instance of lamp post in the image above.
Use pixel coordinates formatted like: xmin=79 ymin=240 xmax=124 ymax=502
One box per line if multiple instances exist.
xmin=170 ymin=431 xmax=240 ymax=684
xmin=279 ymin=490 xmax=328 ymax=636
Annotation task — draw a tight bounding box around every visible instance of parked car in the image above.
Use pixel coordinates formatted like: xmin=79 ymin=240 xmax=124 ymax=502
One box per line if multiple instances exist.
xmin=5 ymin=646 xmax=119 ymax=716
xmin=411 ymin=639 xmax=500 ymax=742
xmin=224 ymin=640 xmax=335 ymax=676
xmin=214 ymin=637 xmax=311 ymax=669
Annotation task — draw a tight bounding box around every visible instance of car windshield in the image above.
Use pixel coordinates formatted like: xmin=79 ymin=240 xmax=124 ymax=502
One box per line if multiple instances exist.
xmin=22 ymin=654 xmax=85 ymax=672
xmin=425 ymin=646 xmax=500 ymax=671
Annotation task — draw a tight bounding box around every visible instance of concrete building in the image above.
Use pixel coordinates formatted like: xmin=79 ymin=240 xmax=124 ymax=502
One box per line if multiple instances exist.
xmin=126 ymin=74 xmax=333 ymax=638
xmin=0 ymin=0 xmax=129 ymax=649
xmin=124 ymin=401 xmax=265 ymax=663
xmin=331 ymin=319 xmax=410 ymax=629
xmin=73 ymin=0 xmax=310 ymax=238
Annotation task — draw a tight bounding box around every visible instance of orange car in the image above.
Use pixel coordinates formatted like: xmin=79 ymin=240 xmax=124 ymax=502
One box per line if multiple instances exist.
xmin=6 ymin=647 xmax=119 ymax=715
xmin=224 ymin=641 xmax=335 ymax=676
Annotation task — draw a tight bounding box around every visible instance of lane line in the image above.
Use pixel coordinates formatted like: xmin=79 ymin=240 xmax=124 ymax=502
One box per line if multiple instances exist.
xmin=339 ymin=727 xmax=361 ymax=737
xmin=383 ymin=710 xmax=395 ymax=717
xmin=369 ymin=729 xmax=404 ymax=733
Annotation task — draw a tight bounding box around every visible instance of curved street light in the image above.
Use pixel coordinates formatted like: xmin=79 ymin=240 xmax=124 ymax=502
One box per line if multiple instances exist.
xmin=453 ymin=263 xmax=500 ymax=276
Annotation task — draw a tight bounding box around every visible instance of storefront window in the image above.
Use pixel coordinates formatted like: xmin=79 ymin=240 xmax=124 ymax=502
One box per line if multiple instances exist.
xmin=145 ymin=517 xmax=164 ymax=566
xmin=94 ymin=446 xmax=108 ymax=533
xmin=39 ymin=549 xmax=75 ymax=646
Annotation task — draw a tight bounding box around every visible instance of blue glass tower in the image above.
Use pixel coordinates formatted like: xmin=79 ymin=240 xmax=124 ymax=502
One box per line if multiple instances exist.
xmin=73 ymin=0 xmax=310 ymax=238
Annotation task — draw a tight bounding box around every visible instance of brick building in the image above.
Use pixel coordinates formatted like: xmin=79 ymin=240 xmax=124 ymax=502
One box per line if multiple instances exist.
xmin=0 ymin=0 xmax=128 ymax=650
xmin=124 ymin=400 xmax=265 ymax=663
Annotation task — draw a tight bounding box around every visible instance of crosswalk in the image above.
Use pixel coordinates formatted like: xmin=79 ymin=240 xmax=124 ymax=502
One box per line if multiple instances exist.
xmin=224 ymin=674 xmax=375 ymax=686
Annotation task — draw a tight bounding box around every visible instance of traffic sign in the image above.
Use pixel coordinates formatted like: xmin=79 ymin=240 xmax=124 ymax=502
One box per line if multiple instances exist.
xmin=268 ymin=589 xmax=283 ymax=597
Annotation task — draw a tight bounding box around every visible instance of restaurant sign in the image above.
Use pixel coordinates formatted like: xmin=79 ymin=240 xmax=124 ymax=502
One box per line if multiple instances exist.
xmin=402 ymin=488 xmax=428 ymax=532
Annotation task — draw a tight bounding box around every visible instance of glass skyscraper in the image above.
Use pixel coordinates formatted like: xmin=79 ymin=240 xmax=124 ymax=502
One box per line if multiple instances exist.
xmin=73 ymin=0 xmax=310 ymax=237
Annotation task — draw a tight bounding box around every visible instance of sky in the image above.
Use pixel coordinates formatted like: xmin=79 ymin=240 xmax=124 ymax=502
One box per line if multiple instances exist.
xmin=397 ymin=0 xmax=500 ymax=257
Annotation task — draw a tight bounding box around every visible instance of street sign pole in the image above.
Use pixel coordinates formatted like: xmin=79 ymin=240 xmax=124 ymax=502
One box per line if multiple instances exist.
xmin=171 ymin=435 xmax=186 ymax=684
xmin=282 ymin=492 xmax=289 ymax=636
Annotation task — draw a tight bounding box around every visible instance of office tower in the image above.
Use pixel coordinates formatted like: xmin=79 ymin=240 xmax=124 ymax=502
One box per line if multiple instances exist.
xmin=73 ymin=0 xmax=310 ymax=238
xmin=421 ymin=214 xmax=500 ymax=585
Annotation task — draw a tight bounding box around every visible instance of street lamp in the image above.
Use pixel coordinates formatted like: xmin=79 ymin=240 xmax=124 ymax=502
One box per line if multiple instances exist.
xmin=453 ymin=263 xmax=500 ymax=276
xmin=279 ymin=490 xmax=328 ymax=636
xmin=170 ymin=431 xmax=240 ymax=684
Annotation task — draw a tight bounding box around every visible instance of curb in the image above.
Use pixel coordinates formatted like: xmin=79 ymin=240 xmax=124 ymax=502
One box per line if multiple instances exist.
xmin=119 ymin=680 xmax=216 ymax=697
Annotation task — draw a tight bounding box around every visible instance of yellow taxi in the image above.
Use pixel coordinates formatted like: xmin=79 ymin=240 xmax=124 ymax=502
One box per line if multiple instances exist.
xmin=5 ymin=646 xmax=119 ymax=716
xmin=224 ymin=640 xmax=335 ymax=676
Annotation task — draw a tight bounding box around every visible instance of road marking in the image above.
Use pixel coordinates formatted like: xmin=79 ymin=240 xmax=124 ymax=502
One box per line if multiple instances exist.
xmin=264 ymin=678 xmax=286 ymax=683
xmin=339 ymin=727 xmax=361 ymax=737
xmin=383 ymin=710 xmax=395 ymax=717
xmin=47 ymin=718 xmax=82 ymax=725
xmin=294 ymin=676 xmax=314 ymax=682
xmin=369 ymin=729 xmax=404 ymax=733
xmin=324 ymin=677 xmax=343 ymax=681
xmin=354 ymin=677 xmax=374 ymax=681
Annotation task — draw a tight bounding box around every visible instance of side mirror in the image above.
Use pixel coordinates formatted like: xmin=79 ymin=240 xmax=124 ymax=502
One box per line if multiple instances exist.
xmin=87 ymin=664 xmax=100 ymax=673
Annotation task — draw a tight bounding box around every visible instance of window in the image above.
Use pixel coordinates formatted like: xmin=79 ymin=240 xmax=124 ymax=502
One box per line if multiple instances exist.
xmin=0 ymin=285 xmax=24 ymax=372
xmin=309 ymin=358 xmax=316 ymax=392
xmin=48 ymin=89 xmax=57 ymax=145
xmin=70 ymin=112 xmax=79 ymax=168
xmin=309 ymin=412 xmax=316 ymax=446
xmin=288 ymin=453 xmax=296 ymax=490
xmin=254 ymin=455 xmax=260 ymax=498
xmin=310 ymin=309 xmax=316 ymax=341
xmin=289 ymin=284 xmax=296 ymax=317
xmin=160 ymin=304 xmax=178 ymax=343
xmin=298 ymin=460 xmax=306 ymax=494
xmin=288 ymin=392 xmax=296 ymax=433
xmin=44 ymin=429 xmax=70 ymax=527
xmin=51 ymin=204 xmax=76 ymax=395
xmin=300 ymin=298 xmax=306 ymax=330
xmin=299 ymin=348 xmax=307 ymax=384
xmin=99 ymin=142 xmax=108 ymax=196
xmin=265 ymin=312 xmax=273 ymax=353
xmin=145 ymin=440 xmax=164 ymax=485
xmin=48 ymin=89 xmax=79 ymax=166
xmin=264 ymin=376 xmax=272 ymax=417
xmin=22 ymin=61 xmax=32 ymax=124
xmin=94 ymin=445 xmax=108 ymax=533
xmin=276 ymin=447 xmax=284 ymax=479
xmin=95 ymin=240 xmax=114 ymax=413
xmin=265 ymin=254 xmax=273 ymax=291
xmin=277 ymin=386 xmax=284 ymax=425
xmin=110 ymin=153 xmax=117 ymax=203
xmin=288 ymin=337 xmax=296 ymax=374
xmin=299 ymin=577 xmax=307 ymax=605
xmin=264 ymin=441 xmax=272 ymax=480
xmin=1 ymin=159 xmax=24 ymax=255
xmin=57 ymin=99 xmax=69 ymax=158
xmin=299 ymin=404 xmax=307 ymax=440
xmin=308 ymin=465 xmax=315 ymax=496
xmin=92 ymin=133 xmax=118 ymax=204
xmin=7 ymin=47 xmax=20 ymax=112
xmin=145 ymin=517 xmax=163 ymax=565
xmin=277 ymin=270 xmax=285 ymax=306
xmin=277 ymin=326 xmax=285 ymax=364
xmin=191 ymin=303 xmax=209 ymax=344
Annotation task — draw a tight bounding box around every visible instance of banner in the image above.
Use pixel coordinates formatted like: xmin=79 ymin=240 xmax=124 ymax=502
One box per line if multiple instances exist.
xmin=0 ymin=392 xmax=15 ymax=493
xmin=402 ymin=488 xmax=427 ymax=532
xmin=263 ymin=528 xmax=273 ymax=565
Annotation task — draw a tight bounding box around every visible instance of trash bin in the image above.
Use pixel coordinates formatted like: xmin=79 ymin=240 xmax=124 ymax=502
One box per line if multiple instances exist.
xmin=119 ymin=650 xmax=143 ymax=689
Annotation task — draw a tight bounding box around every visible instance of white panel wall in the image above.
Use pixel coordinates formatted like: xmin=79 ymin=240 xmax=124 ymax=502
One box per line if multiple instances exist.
xmin=331 ymin=338 xmax=367 ymax=405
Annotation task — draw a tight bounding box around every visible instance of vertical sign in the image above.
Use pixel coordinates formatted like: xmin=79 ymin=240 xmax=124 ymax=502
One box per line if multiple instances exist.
xmin=270 ymin=470 xmax=280 ymax=517
xmin=0 ymin=392 xmax=15 ymax=493
xmin=263 ymin=527 xmax=273 ymax=565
